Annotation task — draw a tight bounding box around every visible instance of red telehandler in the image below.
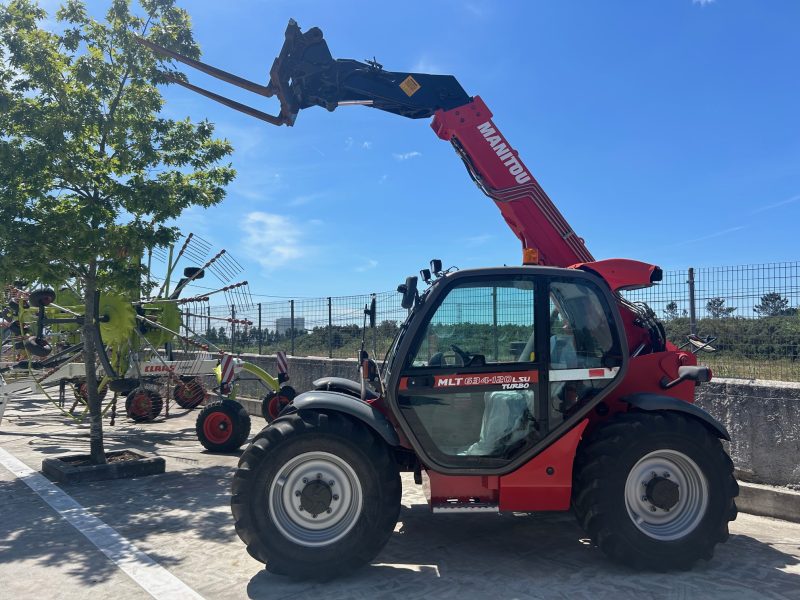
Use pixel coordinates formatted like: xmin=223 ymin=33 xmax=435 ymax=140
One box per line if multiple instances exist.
xmin=141 ymin=20 xmax=737 ymax=578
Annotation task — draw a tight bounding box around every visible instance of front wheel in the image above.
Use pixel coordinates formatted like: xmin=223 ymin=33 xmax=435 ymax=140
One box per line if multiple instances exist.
xmin=572 ymin=411 xmax=738 ymax=570
xmin=231 ymin=411 xmax=401 ymax=579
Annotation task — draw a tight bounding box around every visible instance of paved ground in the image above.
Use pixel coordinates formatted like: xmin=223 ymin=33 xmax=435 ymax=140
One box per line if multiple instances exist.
xmin=1 ymin=392 xmax=799 ymax=600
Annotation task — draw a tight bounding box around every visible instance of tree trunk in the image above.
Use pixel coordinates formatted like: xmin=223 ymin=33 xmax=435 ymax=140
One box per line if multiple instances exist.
xmin=83 ymin=269 xmax=107 ymax=465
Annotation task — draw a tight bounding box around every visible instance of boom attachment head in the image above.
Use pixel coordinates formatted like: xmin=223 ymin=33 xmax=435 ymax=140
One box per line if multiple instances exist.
xmin=138 ymin=19 xmax=470 ymax=126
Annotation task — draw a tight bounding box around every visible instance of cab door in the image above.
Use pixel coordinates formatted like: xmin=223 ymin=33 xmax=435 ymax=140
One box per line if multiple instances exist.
xmin=390 ymin=269 xmax=626 ymax=474
xmin=394 ymin=274 xmax=548 ymax=471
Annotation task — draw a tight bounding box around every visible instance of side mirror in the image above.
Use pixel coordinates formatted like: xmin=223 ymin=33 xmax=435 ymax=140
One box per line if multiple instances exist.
xmin=430 ymin=259 xmax=442 ymax=276
xmin=398 ymin=276 xmax=418 ymax=309
xmin=184 ymin=267 xmax=205 ymax=280
xmin=661 ymin=365 xmax=712 ymax=389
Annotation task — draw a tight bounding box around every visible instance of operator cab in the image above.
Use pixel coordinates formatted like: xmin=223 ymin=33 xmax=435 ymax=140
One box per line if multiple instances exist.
xmin=385 ymin=265 xmax=627 ymax=473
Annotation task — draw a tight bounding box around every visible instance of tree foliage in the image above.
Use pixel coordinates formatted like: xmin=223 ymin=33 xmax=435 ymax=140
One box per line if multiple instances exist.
xmin=0 ymin=0 xmax=235 ymax=463
xmin=754 ymin=292 xmax=796 ymax=317
xmin=705 ymin=297 xmax=736 ymax=319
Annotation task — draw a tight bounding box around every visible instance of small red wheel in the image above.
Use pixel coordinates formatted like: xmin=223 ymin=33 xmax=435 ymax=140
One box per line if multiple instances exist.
xmin=74 ymin=381 xmax=108 ymax=403
xmin=195 ymin=399 xmax=251 ymax=452
xmin=174 ymin=378 xmax=208 ymax=409
xmin=125 ymin=388 xmax=164 ymax=422
xmin=202 ymin=411 xmax=233 ymax=445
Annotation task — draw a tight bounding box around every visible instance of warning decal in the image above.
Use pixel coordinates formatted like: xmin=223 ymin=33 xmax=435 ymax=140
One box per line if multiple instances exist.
xmin=400 ymin=75 xmax=421 ymax=97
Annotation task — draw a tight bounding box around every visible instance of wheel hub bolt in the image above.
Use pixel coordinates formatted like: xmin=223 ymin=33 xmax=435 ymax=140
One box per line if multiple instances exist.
xmin=302 ymin=478 xmax=308 ymax=484
xmin=641 ymin=496 xmax=648 ymax=502
xmin=298 ymin=506 xmax=304 ymax=512
xmin=333 ymin=494 xmax=339 ymax=501
xmin=316 ymin=473 xmax=322 ymax=479
xmin=329 ymin=480 xmax=334 ymax=486
xmin=663 ymin=472 xmax=670 ymax=478
xmin=326 ymin=508 xmax=332 ymax=514
xmin=295 ymin=491 xmax=301 ymax=497
xmin=650 ymin=506 xmax=657 ymax=512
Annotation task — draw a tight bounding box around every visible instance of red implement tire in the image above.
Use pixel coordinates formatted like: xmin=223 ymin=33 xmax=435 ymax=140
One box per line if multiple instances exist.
xmin=74 ymin=381 xmax=108 ymax=404
xmin=125 ymin=388 xmax=164 ymax=422
xmin=174 ymin=378 xmax=208 ymax=409
xmin=196 ymin=399 xmax=251 ymax=452
xmin=261 ymin=385 xmax=297 ymax=423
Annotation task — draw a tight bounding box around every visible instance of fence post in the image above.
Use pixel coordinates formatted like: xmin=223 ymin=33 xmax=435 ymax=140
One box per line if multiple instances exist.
xmin=290 ymin=299 xmax=295 ymax=356
xmin=328 ymin=296 xmax=333 ymax=359
xmin=688 ymin=267 xmax=697 ymax=335
xmin=258 ymin=302 xmax=262 ymax=355
xmin=371 ymin=293 xmax=377 ymax=356
xmin=207 ymin=305 xmax=211 ymax=337
xmin=231 ymin=304 xmax=236 ymax=353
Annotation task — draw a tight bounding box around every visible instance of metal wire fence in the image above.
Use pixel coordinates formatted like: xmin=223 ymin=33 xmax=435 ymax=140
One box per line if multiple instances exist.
xmin=625 ymin=262 xmax=800 ymax=381
xmin=190 ymin=261 xmax=800 ymax=382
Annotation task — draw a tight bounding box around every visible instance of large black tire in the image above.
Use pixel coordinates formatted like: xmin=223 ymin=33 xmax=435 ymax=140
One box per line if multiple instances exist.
xmin=231 ymin=411 xmax=401 ymax=579
xmin=125 ymin=388 xmax=163 ymax=422
xmin=572 ymin=411 xmax=738 ymax=570
xmin=196 ymin=399 xmax=251 ymax=452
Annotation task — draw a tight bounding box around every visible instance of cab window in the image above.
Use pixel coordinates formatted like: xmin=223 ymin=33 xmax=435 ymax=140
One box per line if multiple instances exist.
xmin=409 ymin=279 xmax=536 ymax=368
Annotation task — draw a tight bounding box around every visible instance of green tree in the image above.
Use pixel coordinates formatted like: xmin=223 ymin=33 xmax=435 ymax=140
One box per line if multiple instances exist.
xmin=663 ymin=301 xmax=687 ymax=321
xmin=0 ymin=0 xmax=235 ymax=464
xmin=706 ymin=297 xmax=736 ymax=319
xmin=754 ymin=292 xmax=796 ymax=317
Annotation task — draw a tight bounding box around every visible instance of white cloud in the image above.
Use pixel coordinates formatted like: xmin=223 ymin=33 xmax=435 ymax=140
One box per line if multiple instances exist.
xmin=749 ymin=194 xmax=800 ymax=215
xmin=412 ymin=57 xmax=444 ymax=74
xmin=288 ymin=193 xmax=324 ymax=207
xmin=240 ymin=212 xmax=304 ymax=269
xmin=393 ymin=151 xmax=422 ymax=161
xmin=465 ymin=233 xmax=493 ymax=246
xmin=465 ymin=3 xmax=490 ymax=18
xmin=379 ymin=174 xmax=388 ymax=184
xmin=672 ymin=225 xmax=746 ymax=246
xmin=692 ymin=0 xmax=715 ymax=5
xmin=345 ymin=137 xmax=372 ymax=150
xmin=356 ymin=259 xmax=379 ymax=272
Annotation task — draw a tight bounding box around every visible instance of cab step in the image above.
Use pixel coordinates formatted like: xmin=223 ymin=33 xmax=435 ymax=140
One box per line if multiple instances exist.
xmin=431 ymin=502 xmax=499 ymax=514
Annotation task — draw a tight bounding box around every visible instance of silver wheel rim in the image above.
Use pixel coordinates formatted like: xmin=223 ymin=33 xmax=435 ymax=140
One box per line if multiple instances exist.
xmin=268 ymin=451 xmax=363 ymax=547
xmin=624 ymin=449 xmax=708 ymax=541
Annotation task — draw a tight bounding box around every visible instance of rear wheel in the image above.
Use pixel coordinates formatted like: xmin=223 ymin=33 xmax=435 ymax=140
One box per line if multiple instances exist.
xmin=196 ymin=399 xmax=251 ymax=452
xmin=572 ymin=411 xmax=738 ymax=570
xmin=231 ymin=411 xmax=401 ymax=579
xmin=125 ymin=388 xmax=163 ymax=422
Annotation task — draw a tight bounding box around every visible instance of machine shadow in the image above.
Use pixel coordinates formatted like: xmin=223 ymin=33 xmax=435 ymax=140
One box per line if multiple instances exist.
xmin=246 ymin=504 xmax=800 ymax=599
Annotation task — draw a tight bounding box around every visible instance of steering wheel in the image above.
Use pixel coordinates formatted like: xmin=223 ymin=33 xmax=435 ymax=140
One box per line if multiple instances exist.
xmin=450 ymin=344 xmax=472 ymax=366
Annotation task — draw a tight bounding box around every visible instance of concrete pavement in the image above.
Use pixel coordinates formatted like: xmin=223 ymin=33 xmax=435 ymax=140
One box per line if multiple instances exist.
xmin=1 ymin=393 xmax=799 ymax=599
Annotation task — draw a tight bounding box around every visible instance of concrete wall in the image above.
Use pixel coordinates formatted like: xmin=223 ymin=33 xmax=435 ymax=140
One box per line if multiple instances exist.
xmin=696 ymin=378 xmax=800 ymax=489
xmin=226 ymin=353 xmax=800 ymax=489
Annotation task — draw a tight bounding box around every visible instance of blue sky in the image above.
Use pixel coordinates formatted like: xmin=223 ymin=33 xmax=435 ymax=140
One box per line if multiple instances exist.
xmin=43 ymin=0 xmax=800 ymax=297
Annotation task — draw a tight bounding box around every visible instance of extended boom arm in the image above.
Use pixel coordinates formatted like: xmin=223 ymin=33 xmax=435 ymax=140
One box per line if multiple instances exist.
xmin=140 ymin=19 xmax=597 ymax=268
